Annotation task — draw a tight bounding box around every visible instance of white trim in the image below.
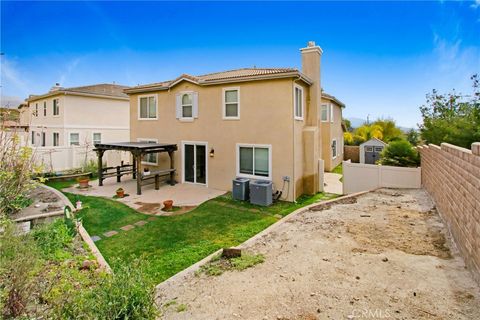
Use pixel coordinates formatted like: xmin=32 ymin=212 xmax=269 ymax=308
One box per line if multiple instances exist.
xmin=181 ymin=140 xmax=208 ymax=186
xmin=330 ymin=104 xmax=334 ymax=123
xmin=236 ymin=143 xmax=272 ymax=180
xmin=293 ymin=84 xmax=304 ymax=121
xmin=332 ymin=139 xmax=338 ymax=159
xmin=137 ymin=138 xmax=159 ymax=165
xmin=68 ymin=132 xmax=80 ymax=146
xmin=52 ymin=131 xmax=60 ymax=147
xmin=179 ymin=91 xmax=195 ymax=121
xmin=92 ymin=132 xmax=102 ymax=145
xmin=137 ymin=94 xmax=158 ymax=120
xmin=222 ymin=87 xmax=240 ymax=120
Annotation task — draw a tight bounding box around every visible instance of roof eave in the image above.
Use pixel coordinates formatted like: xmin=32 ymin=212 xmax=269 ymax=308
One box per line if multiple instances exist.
xmin=27 ymin=90 xmax=129 ymax=102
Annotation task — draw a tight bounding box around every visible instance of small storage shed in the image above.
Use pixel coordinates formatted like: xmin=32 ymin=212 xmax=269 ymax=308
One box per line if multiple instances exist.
xmin=359 ymin=138 xmax=387 ymax=164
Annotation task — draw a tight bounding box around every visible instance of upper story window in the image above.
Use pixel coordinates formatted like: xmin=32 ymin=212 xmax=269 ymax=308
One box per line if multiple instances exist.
xmin=43 ymin=102 xmax=47 ymax=116
xmin=34 ymin=104 xmax=38 ymax=117
xmin=53 ymin=99 xmax=60 ymax=116
xmin=53 ymin=132 xmax=60 ymax=146
xmin=223 ymin=87 xmax=240 ymax=119
xmin=321 ymin=104 xmax=329 ymax=122
xmin=237 ymin=144 xmax=271 ymax=179
xmin=182 ymin=93 xmax=193 ymax=118
xmin=93 ymin=132 xmax=102 ymax=145
xmin=294 ymin=85 xmax=304 ymax=120
xmin=138 ymin=95 xmax=157 ymax=119
xmin=330 ymin=104 xmax=334 ymax=123
xmin=69 ymin=133 xmax=80 ymax=146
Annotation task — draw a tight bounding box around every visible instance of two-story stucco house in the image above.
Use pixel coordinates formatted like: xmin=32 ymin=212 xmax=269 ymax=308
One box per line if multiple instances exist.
xmin=124 ymin=41 xmax=344 ymax=201
xmin=25 ymin=84 xmax=130 ymax=171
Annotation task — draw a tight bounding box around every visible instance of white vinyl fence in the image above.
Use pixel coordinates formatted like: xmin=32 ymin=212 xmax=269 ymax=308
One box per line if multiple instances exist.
xmin=33 ymin=146 xmax=129 ymax=172
xmin=342 ymin=160 xmax=421 ymax=194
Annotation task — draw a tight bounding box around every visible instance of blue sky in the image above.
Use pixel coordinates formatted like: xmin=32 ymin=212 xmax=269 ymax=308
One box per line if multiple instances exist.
xmin=1 ymin=1 xmax=479 ymax=127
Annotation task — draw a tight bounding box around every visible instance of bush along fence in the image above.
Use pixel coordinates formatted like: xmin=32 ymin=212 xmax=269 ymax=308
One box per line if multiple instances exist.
xmin=418 ymin=142 xmax=480 ymax=284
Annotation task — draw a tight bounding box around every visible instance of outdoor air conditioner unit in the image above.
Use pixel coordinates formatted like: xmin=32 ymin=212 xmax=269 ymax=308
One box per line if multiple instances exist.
xmin=249 ymin=180 xmax=273 ymax=206
xmin=232 ymin=177 xmax=250 ymax=201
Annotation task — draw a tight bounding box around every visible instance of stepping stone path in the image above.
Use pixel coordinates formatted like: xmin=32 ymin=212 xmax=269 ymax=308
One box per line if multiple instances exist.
xmin=103 ymin=230 xmax=118 ymax=237
xmin=134 ymin=220 xmax=148 ymax=227
xmin=120 ymin=225 xmax=135 ymax=231
xmin=91 ymin=235 xmax=101 ymax=242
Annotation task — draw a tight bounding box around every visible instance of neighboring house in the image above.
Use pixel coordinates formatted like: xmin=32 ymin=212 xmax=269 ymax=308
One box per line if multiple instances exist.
xmin=359 ymin=138 xmax=387 ymax=164
xmin=125 ymin=41 xmax=345 ymax=202
xmin=320 ymin=93 xmax=345 ymax=171
xmin=25 ymin=84 xmax=130 ymax=171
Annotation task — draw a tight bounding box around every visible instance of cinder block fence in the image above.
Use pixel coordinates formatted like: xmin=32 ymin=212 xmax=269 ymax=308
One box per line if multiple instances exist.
xmin=418 ymin=142 xmax=480 ymax=284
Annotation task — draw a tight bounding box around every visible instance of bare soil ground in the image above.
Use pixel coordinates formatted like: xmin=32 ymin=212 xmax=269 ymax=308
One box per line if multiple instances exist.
xmin=156 ymin=189 xmax=480 ymax=320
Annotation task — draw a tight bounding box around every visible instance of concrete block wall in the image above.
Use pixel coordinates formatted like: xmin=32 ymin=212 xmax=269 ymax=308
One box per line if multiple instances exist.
xmin=418 ymin=142 xmax=480 ymax=284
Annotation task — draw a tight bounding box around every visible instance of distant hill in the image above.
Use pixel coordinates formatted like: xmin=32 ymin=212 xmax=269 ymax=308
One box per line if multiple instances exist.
xmin=0 ymin=108 xmax=20 ymax=121
xmin=346 ymin=117 xmax=367 ymax=128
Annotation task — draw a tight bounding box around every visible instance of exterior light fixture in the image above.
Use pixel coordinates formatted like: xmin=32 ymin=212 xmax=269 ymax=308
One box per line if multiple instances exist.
xmin=210 ymin=148 xmax=215 ymax=157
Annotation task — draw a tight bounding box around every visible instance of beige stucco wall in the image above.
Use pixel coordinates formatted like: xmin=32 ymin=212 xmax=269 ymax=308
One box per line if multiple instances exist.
xmin=320 ymin=99 xmax=344 ymax=171
xmin=26 ymin=93 xmax=130 ymax=171
xmin=130 ymin=78 xmax=305 ymax=201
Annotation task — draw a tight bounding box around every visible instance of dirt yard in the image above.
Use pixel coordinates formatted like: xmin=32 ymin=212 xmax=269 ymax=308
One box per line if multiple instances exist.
xmin=156 ymin=189 xmax=480 ymax=319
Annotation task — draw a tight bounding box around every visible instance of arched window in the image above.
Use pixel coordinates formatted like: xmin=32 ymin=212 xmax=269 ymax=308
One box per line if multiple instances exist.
xmin=182 ymin=93 xmax=193 ymax=118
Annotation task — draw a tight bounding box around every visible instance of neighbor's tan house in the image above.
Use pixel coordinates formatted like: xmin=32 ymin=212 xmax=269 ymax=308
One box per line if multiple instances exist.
xmin=24 ymin=84 xmax=130 ymax=171
xmin=124 ymin=41 xmax=345 ymax=201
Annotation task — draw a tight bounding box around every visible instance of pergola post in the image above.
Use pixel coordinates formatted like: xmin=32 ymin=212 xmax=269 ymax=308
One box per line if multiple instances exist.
xmin=168 ymin=149 xmax=175 ymax=186
xmin=132 ymin=154 xmax=137 ymax=179
xmin=96 ymin=149 xmax=104 ymax=186
xmin=135 ymin=151 xmax=143 ymax=195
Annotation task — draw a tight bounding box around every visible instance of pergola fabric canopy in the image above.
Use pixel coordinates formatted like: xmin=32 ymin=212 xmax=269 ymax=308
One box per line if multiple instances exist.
xmin=94 ymin=142 xmax=178 ymax=195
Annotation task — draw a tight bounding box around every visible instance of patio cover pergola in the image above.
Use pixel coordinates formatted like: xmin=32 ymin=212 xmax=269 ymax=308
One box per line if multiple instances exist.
xmin=94 ymin=142 xmax=178 ymax=195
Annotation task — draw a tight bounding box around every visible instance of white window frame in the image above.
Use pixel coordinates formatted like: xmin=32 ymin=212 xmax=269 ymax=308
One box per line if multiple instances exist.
xmin=294 ymin=84 xmax=304 ymax=120
xmin=43 ymin=101 xmax=47 ymax=116
xmin=34 ymin=103 xmax=38 ymax=117
xmin=181 ymin=140 xmax=209 ymax=186
xmin=330 ymin=104 xmax=334 ymax=123
xmin=69 ymin=133 xmax=80 ymax=146
xmin=137 ymin=94 xmax=158 ymax=120
xmin=53 ymin=98 xmax=60 ymax=116
xmin=53 ymin=132 xmax=60 ymax=147
xmin=179 ymin=91 xmax=194 ymax=121
xmin=321 ymin=104 xmax=329 ymax=122
xmin=236 ymin=143 xmax=272 ymax=180
xmin=222 ymin=87 xmax=240 ymax=120
xmin=92 ymin=132 xmax=102 ymax=145
xmin=137 ymin=138 xmax=158 ymax=165
xmin=332 ymin=139 xmax=337 ymax=159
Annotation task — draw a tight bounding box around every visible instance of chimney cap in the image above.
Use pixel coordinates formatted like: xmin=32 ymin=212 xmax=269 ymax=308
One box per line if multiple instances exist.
xmin=307 ymin=41 xmax=316 ymax=47
xmin=300 ymin=41 xmax=323 ymax=54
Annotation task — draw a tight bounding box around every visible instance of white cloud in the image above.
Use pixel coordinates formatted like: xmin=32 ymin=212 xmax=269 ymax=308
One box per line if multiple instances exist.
xmin=471 ymin=0 xmax=480 ymax=9
xmin=58 ymin=57 xmax=82 ymax=86
xmin=1 ymin=57 xmax=30 ymax=96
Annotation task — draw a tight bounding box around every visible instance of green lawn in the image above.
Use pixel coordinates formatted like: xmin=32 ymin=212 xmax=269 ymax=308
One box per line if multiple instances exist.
xmin=46 ymin=179 xmax=337 ymax=285
xmin=331 ymin=163 xmax=343 ymax=175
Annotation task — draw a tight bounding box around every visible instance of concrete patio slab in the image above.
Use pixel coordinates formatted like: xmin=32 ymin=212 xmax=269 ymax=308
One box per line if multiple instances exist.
xmin=63 ymin=175 xmax=226 ymax=214
xmin=103 ymin=230 xmax=118 ymax=237
xmin=120 ymin=225 xmax=135 ymax=231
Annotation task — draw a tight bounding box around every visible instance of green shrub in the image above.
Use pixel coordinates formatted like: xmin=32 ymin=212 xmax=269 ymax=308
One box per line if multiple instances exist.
xmin=379 ymin=140 xmax=420 ymax=167
xmin=58 ymin=261 xmax=158 ymax=319
xmin=31 ymin=219 xmax=76 ymax=261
